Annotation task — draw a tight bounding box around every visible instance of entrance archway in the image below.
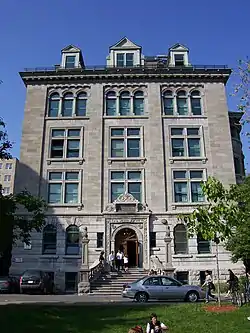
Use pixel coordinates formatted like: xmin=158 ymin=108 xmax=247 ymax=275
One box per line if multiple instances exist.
xmin=115 ymin=228 xmax=138 ymax=267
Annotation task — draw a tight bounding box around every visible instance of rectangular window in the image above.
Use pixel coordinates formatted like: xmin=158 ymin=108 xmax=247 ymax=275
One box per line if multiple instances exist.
xmin=65 ymin=272 xmax=77 ymax=292
xmin=197 ymin=234 xmax=210 ymax=254
xmin=163 ymin=98 xmax=174 ymax=115
xmin=5 ymin=163 xmax=12 ymax=169
xmin=2 ymin=187 xmax=10 ymax=195
xmin=65 ymin=56 xmax=76 ymax=69
xmin=110 ymin=128 xmax=141 ymax=159
xmin=175 ymin=271 xmax=189 ymax=285
xmin=48 ymin=171 xmax=80 ymax=204
xmin=110 ymin=170 xmax=142 ymax=202
xmin=76 ymin=99 xmax=86 ymax=116
xmin=171 ymin=127 xmax=201 ymax=158
xmin=97 ymin=232 xmax=104 ymax=248
xmin=126 ymin=53 xmax=134 ymax=67
xmin=116 ymin=53 xmax=134 ymax=67
xmin=117 ymin=53 xmax=124 ymax=67
xmin=4 ymin=175 xmax=11 ymax=181
xmin=150 ymin=232 xmax=156 ymax=248
xmin=50 ymin=128 xmax=82 ymax=159
xmin=173 ymin=170 xmax=205 ymax=203
xmin=174 ymin=54 xmax=184 ymax=66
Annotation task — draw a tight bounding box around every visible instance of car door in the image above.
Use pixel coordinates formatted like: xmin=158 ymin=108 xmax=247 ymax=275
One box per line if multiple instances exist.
xmin=142 ymin=277 xmax=163 ymax=299
xmin=160 ymin=277 xmax=184 ymax=300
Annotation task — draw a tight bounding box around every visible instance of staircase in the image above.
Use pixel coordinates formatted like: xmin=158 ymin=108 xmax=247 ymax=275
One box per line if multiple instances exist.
xmin=90 ymin=268 xmax=146 ymax=296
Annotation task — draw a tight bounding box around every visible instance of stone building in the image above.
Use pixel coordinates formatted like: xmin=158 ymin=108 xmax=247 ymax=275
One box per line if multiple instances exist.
xmin=11 ymin=37 xmax=245 ymax=291
xmin=0 ymin=158 xmax=19 ymax=195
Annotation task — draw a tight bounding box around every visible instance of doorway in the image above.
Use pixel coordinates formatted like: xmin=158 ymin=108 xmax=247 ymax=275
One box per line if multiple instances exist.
xmin=115 ymin=228 xmax=138 ymax=267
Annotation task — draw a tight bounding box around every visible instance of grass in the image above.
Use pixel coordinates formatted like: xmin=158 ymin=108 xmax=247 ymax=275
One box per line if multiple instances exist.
xmin=0 ymin=303 xmax=250 ymax=333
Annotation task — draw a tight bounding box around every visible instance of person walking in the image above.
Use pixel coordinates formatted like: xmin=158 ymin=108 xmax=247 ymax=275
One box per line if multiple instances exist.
xmin=99 ymin=251 xmax=105 ymax=272
xmin=116 ymin=250 xmax=122 ymax=271
xmin=226 ymin=269 xmax=238 ymax=297
xmin=202 ymin=270 xmax=217 ymax=303
xmin=108 ymin=251 xmax=115 ymax=272
xmin=124 ymin=254 xmax=129 ymax=273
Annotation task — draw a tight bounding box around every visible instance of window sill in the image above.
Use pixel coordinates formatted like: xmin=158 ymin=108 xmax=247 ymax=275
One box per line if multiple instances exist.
xmin=107 ymin=157 xmax=146 ymax=165
xmin=103 ymin=115 xmax=149 ymax=119
xmin=171 ymin=202 xmax=207 ymax=210
xmin=40 ymin=255 xmax=59 ymax=259
xmin=173 ymin=254 xmax=193 ymax=258
xmin=196 ymin=254 xmax=216 ymax=258
xmin=169 ymin=157 xmax=207 ymax=164
xmin=151 ymin=247 xmax=160 ymax=251
xmin=45 ymin=116 xmax=90 ymax=120
xmin=162 ymin=115 xmax=206 ymax=119
xmin=47 ymin=203 xmax=84 ymax=211
xmin=95 ymin=248 xmax=104 ymax=252
xmin=47 ymin=158 xmax=85 ymax=165
xmin=63 ymin=255 xmax=81 ymax=259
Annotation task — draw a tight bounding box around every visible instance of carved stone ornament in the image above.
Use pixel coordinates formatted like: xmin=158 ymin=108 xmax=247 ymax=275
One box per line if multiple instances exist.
xmin=165 ymin=225 xmax=171 ymax=237
xmin=104 ymin=193 xmax=150 ymax=213
xmin=161 ymin=219 xmax=168 ymax=225
xmin=114 ymin=193 xmax=139 ymax=203
xmin=82 ymin=227 xmax=88 ymax=239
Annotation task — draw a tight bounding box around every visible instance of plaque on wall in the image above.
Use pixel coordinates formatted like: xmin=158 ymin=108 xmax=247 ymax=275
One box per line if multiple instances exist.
xmin=116 ymin=203 xmax=137 ymax=212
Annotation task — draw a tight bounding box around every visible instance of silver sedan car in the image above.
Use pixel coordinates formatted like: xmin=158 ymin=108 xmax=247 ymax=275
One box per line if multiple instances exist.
xmin=122 ymin=275 xmax=205 ymax=302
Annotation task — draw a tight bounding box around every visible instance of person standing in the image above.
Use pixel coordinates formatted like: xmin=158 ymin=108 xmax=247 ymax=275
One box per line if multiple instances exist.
xmin=108 ymin=251 xmax=115 ymax=272
xmin=124 ymin=254 xmax=129 ymax=273
xmin=202 ymin=270 xmax=217 ymax=303
xmin=99 ymin=251 xmax=105 ymax=272
xmin=116 ymin=250 xmax=122 ymax=271
xmin=121 ymin=250 xmax=125 ymax=270
xmin=226 ymin=269 xmax=238 ymax=297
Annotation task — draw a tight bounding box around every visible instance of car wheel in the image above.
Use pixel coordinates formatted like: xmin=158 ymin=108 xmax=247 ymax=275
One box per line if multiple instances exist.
xmin=186 ymin=291 xmax=199 ymax=303
xmin=135 ymin=292 xmax=149 ymax=303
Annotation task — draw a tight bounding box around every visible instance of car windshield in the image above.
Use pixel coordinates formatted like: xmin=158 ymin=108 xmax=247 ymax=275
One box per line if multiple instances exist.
xmin=22 ymin=270 xmax=41 ymax=277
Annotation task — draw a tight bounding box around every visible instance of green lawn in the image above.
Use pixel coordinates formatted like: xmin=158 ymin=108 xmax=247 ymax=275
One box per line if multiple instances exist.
xmin=0 ymin=303 xmax=250 ymax=333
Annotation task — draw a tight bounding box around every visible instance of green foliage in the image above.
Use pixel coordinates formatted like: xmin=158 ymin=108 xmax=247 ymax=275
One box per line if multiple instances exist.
xmin=0 ymin=117 xmax=12 ymax=160
xmin=232 ymin=58 xmax=249 ymax=115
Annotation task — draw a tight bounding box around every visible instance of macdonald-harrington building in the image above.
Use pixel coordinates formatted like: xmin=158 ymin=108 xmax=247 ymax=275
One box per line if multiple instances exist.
xmin=11 ymin=37 xmax=245 ymax=291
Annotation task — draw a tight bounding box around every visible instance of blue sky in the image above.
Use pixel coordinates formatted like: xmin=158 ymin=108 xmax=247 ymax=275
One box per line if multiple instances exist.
xmin=0 ymin=0 xmax=249 ymax=169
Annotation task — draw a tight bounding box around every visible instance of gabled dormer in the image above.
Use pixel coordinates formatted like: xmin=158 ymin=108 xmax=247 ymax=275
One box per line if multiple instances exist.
xmin=106 ymin=37 xmax=144 ymax=67
xmin=61 ymin=45 xmax=84 ymax=69
xmin=168 ymin=43 xmax=190 ymax=67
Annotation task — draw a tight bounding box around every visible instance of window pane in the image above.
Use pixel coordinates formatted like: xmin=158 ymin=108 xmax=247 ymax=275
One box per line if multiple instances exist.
xmin=174 ymin=225 xmax=188 ymax=254
xmin=127 ymin=139 xmax=140 ymax=157
xmin=171 ymin=128 xmax=183 ymax=136
xmin=187 ymin=128 xmax=199 ymax=136
xmin=191 ymin=98 xmax=202 ymax=115
xmin=191 ymin=182 xmax=204 ymax=202
xmin=197 ymin=234 xmax=210 ymax=254
xmin=164 ymin=90 xmax=173 ymax=97
xmin=111 ymin=129 xmax=124 ymax=136
xmin=111 ymin=171 xmax=125 ymax=180
xmin=49 ymin=172 xmax=62 ymax=180
xmin=177 ymin=98 xmax=188 ymax=115
xmin=134 ymin=91 xmax=144 ymax=97
xmin=188 ymin=138 xmax=201 ymax=157
xmin=52 ymin=129 xmax=65 ymax=137
xmin=172 ymin=138 xmax=185 ymax=157
xmin=111 ymin=139 xmax=124 ymax=157
xmin=97 ymin=233 xmax=104 ymax=248
xmin=65 ymin=183 xmax=78 ymax=203
xmin=111 ymin=183 xmax=124 ymax=201
xmin=163 ymin=98 xmax=174 ymax=115
xmin=65 ymin=272 xmax=77 ymax=291
xmin=62 ymin=99 xmax=73 ymax=117
xmin=173 ymin=171 xmax=187 ymax=179
xmin=190 ymin=171 xmax=203 ymax=179
xmin=48 ymin=184 xmax=62 ymax=203
xmin=126 ymin=53 xmax=134 ymax=67
xmin=49 ymin=100 xmax=59 ymax=117
xmin=106 ymin=99 xmax=116 ymax=116
xmin=128 ymin=183 xmax=141 ymax=201
xmin=174 ymin=182 xmax=188 ymax=202
xmin=65 ymin=56 xmax=76 ymax=69
xmin=68 ymin=129 xmax=80 ymax=137
xmin=119 ymin=98 xmax=130 ymax=115
xmin=128 ymin=171 xmax=141 ymax=180
xmin=67 ymin=140 xmax=80 ymax=158
xmin=175 ymin=54 xmax=184 ymax=66
xmin=50 ymin=140 xmax=64 ymax=158
xmin=117 ymin=53 xmax=124 ymax=67
xmin=127 ymin=128 xmax=140 ymax=136
xmin=76 ymin=99 xmax=86 ymax=116
xmin=66 ymin=172 xmax=79 ymax=180
xmin=133 ymin=98 xmax=144 ymax=115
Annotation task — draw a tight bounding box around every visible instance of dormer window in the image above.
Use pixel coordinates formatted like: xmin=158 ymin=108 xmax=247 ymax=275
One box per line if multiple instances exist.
xmin=116 ymin=53 xmax=134 ymax=67
xmin=65 ymin=56 xmax=76 ymax=69
xmin=174 ymin=54 xmax=184 ymax=67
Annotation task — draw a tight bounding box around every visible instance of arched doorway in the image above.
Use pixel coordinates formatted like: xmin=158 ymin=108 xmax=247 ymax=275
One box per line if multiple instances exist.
xmin=115 ymin=228 xmax=138 ymax=267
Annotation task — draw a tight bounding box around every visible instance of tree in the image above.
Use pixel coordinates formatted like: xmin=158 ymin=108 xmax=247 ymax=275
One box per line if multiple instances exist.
xmin=232 ymin=58 xmax=249 ymax=116
xmin=0 ymin=118 xmax=47 ymax=276
xmin=178 ymin=177 xmax=243 ymax=305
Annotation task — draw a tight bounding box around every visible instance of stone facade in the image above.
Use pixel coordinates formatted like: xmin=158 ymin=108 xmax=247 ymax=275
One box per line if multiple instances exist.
xmin=11 ymin=38 xmax=245 ymax=291
xmin=0 ymin=158 xmax=19 ymax=195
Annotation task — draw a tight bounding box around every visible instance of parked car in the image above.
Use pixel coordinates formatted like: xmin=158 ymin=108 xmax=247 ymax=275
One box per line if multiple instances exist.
xmin=122 ymin=275 xmax=205 ymax=302
xmin=0 ymin=275 xmax=20 ymax=293
xmin=20 ymin=270 xmax=54 ymax=294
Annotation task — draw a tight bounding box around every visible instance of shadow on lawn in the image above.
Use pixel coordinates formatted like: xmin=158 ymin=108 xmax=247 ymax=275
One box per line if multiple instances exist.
xmin=0 ymin=303 xmax=171 ymax=333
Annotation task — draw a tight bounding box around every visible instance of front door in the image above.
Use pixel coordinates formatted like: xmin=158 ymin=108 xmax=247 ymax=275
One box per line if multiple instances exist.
xmin=126 ymin=240 xmax=138 ymax=267
xmin=115 ymin=228 xmax=139 ymax=267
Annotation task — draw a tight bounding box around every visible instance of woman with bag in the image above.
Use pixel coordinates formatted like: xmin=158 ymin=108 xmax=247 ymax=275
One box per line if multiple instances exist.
xmin=202 ymin=270 xmax=218 ymax=303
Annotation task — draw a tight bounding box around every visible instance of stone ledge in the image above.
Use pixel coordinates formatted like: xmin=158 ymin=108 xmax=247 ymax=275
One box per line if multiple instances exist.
xmin=39 ymin=255 xmax=59 ymax=259
xmin=151 ymin=247 xmax=161 ymax=251
xmin=196 ymin=254 xmax=216 ymax=258
xmin=172 ymin=254 xmax=193 ymax=258
xmin=62 ymin=255 xmax=81 ymax=259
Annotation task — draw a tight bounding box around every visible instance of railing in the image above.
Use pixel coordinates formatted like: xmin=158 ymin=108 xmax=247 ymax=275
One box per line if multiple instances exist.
xmin=89 ymin=259 xmax=102 ymax=282
xmin=22 ymin=64 xmax=229 ymax=73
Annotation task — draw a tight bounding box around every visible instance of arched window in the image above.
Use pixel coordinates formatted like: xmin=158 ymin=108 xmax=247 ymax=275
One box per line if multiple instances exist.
xmin=163 ymin=90 xmax=174 ymax=115
xmin=48 ymin=93 xmax=60 ymax=117
xmin=65 ymin=225 xmax=79 ymax=255
xmin=62 ymin=93 xmax=74 ymax=117
xmin=174 ymin=224 xmax=188 ymax=254
xmin=133 ymin=91 xmax=144 ymax=115
xmin=177 ymin=90 xmax=188 ymax=115
xmin=119 ymin=91 xmax=131 ymax=115
xmin=76 ymin=92 xmax=87 ymax=116
xmin=197 ymin=233 xmax=210 ymax=254
xmin=190 ymin=90 xmax=202 ymax=115
xmin=42 ymin=224 xmax=57 ymax=254
xmin=106 ymin=91 xmax=116 ymax=116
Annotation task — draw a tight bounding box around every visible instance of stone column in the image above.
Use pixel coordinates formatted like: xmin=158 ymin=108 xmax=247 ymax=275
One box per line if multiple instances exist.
xmin=163 ymin=224 xmax=175 ymax=277
xmin=78 ymin=227 xmax=90 ymax=295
